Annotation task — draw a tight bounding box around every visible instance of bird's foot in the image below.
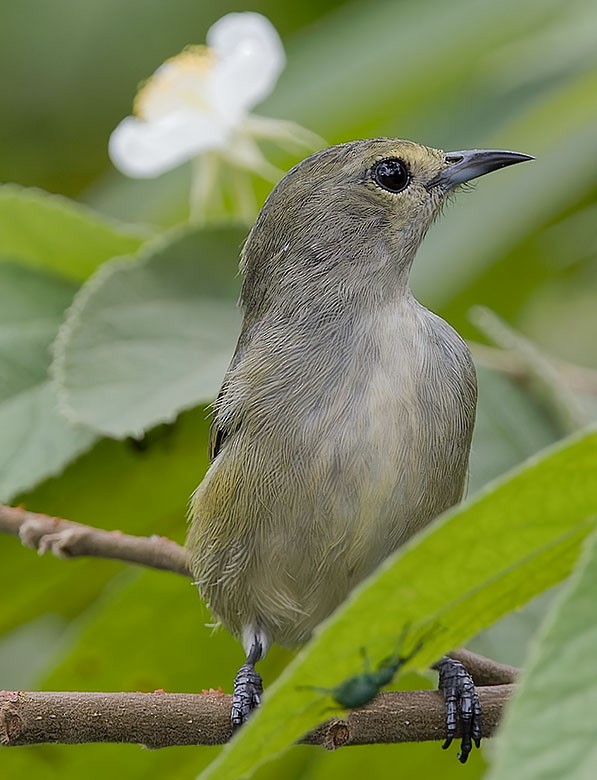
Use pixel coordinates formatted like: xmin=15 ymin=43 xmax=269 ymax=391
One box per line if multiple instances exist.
xmin=436 ymin=655 xmax=482 ymax=763
xmin=231 ymin=661 xmax=263 ymax=728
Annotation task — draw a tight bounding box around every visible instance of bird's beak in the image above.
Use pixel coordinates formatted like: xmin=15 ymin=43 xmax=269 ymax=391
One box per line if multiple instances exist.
xmin=429 ymin=149 xmax=534 ymax=191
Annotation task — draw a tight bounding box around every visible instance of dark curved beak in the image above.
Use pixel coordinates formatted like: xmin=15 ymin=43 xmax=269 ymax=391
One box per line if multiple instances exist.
xmin=428 ymin=149 xmax=534 ymax=191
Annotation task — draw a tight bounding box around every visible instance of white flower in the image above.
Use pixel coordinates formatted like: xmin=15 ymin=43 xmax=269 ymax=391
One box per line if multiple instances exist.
xmin=109 ymin=13 xmax=282 ymax=177
xmin=108 ymin=13 xmax=321 ymax=222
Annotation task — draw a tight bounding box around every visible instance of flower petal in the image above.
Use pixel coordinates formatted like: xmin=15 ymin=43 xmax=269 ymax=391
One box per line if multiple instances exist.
xmin=109 ymin=112 xmax=227 ymax=178
xmin=134 ymin=47 xmax=214 ymax=123
xmin=207 ymin=13 xmax=285 ymax=124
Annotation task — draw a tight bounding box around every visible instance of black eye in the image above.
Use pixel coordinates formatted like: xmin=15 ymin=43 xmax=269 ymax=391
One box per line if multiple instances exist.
xmin=372 ymin=158 xmax=410 ymax=193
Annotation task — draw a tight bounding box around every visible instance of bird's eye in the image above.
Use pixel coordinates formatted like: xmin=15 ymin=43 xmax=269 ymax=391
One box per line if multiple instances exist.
xmin=372 ymin=158 xmax=410 ymax=193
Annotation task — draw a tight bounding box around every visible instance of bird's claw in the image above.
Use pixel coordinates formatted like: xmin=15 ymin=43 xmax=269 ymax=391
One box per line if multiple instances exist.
xmin=231 ymin=662 xmax=263 ymax=728
xmin=437 ymin=655 xmax=482 ymax=763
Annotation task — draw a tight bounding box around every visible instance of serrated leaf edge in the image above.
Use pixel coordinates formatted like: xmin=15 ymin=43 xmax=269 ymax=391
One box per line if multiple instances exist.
xmin=50 ymin=225 xmax=205 ymax=439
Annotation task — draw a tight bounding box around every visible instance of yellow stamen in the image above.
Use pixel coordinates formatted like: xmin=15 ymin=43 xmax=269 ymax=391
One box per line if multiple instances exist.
xmin=134 ymin=45 xmax=215 ymax=120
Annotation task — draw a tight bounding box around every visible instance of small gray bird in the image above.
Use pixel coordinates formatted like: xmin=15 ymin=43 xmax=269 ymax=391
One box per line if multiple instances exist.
xmin=187 ymin=138 xmax=531 ymax=761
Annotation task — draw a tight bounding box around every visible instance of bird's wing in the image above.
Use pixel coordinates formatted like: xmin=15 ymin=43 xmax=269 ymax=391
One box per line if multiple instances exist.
xmin=208 ymin=418 xmax=226 ymax=462
xmin=208 ymin=244 xmax=283 ymax=462
xmin=207 ymin=336 xmax=246 ymax=462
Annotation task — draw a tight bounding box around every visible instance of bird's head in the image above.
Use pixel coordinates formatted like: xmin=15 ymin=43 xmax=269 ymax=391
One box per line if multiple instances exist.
xmin=242 ymin=138 xmax=532 ymax=306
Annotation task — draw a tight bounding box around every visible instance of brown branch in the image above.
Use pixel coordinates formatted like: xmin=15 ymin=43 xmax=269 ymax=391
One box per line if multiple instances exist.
xmin=1 ymin=505 xmax=517 ymax=750
xmin=1 ymin=686 xmax=513 ymax=749
xmin=0 ymin=504 xmax=519 ymax=688
xmin=0 ymin=504 xmax=191 ymax=578
xmin=449 ymin=649 xmax=518 ymax=685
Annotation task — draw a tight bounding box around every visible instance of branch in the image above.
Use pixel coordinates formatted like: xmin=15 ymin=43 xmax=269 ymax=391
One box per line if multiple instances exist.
xmin=469 ymin=341 xmax=597 ymax=395
xmin=1 ymin=686 xmax=513 ymax=749
xmin=0 ymin=504 xmax=191 ymax=578
xmin=0 ymin=506 xmax=517 ymax=750
xmin=1 ymin=503 xmax=519 ymax=689
xmin=449 ymin=649 xmax=518 ymax=685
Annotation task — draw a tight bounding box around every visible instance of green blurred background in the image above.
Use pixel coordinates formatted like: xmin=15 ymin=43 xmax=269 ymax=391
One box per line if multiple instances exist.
xmin=1 ymin=0 xmax=596 ymax=777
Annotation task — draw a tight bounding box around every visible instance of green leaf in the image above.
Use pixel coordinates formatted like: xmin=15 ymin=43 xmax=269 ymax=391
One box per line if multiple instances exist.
xmin=198 ymin=427 xmax=597 ymax=780
xmin=296 ymin=739 xmax=486 ymax=780
xmin=42 ymin=569 xmax=244 ymax=695
xmin=0 ymin=405 xmax=211 ymax=638
xmin=0 ymin=184 xmax=157 ymax=498
xmin=0 ymin=263 xmax=96 ymax=501
xmin=0 ymin=184 xmax=149 ymax=281
xmin=52 ymin=227 xmax=245 ymax=439
xmin=0 ymin=615 xmax=66 ymax=690
xmin=488 ymin=530 xmax=597 ymax=780
xmin=0 ymin=566 xmax=289 ymax=780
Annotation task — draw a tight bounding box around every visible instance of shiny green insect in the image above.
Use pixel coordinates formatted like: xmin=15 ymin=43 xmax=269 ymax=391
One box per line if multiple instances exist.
xmin=306 ymin=631 xmax=424 ymax=709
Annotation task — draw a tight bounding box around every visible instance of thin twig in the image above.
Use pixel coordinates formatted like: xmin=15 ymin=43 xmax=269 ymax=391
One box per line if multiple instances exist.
xmin=0 ymin=504 xmax=191 ymax=578
xmin=471 ymin=309 xmax=586 ymax=432
xmin=469 ymin=341 xmax=597 ymax=395
xmin=0 ymin=686 xmax=513 ymax=749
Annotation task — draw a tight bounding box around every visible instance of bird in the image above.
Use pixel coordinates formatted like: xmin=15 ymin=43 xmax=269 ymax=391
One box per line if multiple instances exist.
xmin=187 ymin=138 xmax=532 ymax=760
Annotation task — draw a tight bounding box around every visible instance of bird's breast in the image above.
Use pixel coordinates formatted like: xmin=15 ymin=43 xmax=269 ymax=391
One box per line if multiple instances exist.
xmin=231 ymin=298 xmax=477 ymax=562
xmin=190 ymin=297 xmax=477 ymax=645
